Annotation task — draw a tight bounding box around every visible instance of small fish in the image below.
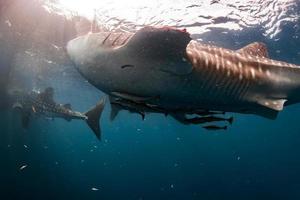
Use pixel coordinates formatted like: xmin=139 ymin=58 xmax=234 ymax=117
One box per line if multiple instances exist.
xmin=31 ymin=106 xmax=36 ymax=113
xmin=203 ymin=125 xmax=227 ymax=130
xmin=186 ymin=116 xmax=233 ymax=125
xmin=91 ymin=187 xmax=99 ymax=191
xmin=194 ymin=110 xmax=226 ymax=116
xmin=19 ymin=165 xmax=27 ymax=171
xmin=5 ymin=20 xmax=12 ymax=27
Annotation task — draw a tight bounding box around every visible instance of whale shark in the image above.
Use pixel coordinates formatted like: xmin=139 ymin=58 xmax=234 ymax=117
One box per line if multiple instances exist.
xmin=66 ymin=26 xmax=300 ymax=132
xmin=10 ymin=87 xmax=105 ymax=140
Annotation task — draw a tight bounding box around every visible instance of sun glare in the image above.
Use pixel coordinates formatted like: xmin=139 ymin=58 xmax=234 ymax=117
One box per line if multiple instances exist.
xmin=57 ymin=0 xmax=155 ymax=19
xmin=57 ymin=0 xmax=100 ymax=18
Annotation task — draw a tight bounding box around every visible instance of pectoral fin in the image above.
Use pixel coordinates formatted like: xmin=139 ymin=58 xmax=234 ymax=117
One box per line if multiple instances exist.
xmin=110 ymin=103 xmax=122 ymax=121
xmin=257 ymin=99 xmax=287 ymax=111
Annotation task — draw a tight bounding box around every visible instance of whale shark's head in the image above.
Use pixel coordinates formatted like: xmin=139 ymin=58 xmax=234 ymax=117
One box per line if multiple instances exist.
xmin=67 ymin=33 xmax=100 ymax=68
xmin=66 ymin=33 xmax=110 ymax=85
xmin=67 ymin=27 xmax=193 ymax=94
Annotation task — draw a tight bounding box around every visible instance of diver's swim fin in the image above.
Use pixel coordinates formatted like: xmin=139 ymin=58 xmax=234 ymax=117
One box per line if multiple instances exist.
xmin=85 ymin=97 xmax=106 ymax=140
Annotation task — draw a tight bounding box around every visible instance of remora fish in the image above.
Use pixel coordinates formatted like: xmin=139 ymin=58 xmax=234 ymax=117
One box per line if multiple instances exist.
xmin=67 ymin=26 xmax=300 ymax=123
xmin=11 ymin=87 xmax=105 ymax=140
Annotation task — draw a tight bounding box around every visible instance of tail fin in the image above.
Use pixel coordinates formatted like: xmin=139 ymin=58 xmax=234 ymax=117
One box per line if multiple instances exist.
xmin=85 ymin=97 xmax=106 ymax=140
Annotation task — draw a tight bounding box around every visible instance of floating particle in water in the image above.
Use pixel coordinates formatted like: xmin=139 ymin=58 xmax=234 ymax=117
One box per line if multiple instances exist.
xmin=170 ymin=184 xmax=174 ymax=189
xmin=237 ymin=156 xmax=241 ymax=161
xmin=94 ymin=145 xmax=98 ymax=149
xmin=5 ymin=20 xmax=12 ymax=27
xmin=90 ymin=149 xmax=94 ymax=152
xmin=45 ymin=59 xmax=53 ymax=64
xmin=19 ymin=165 xmax=27 ymax=171
xmin=7 ymin=145 xmax=11 ymax=148
xmin=91 ymin=187 xmax=99 ymax=191
xmin=174 ymin=163 xmax=179 ymax=167
xmin=81 ymin=160 xmax=85 ymax=163
xmin=24 ymin=145 xmax=28 ymax=149
xmin=55 ymin=161 xmax=59 ymax=165
xmin=176 ymin=137 xmax=181 ymax=141
xmin=137 ymin=128 xmax=141 ymax=132
xmin=44 ymin=146 xmax=48 ymax=149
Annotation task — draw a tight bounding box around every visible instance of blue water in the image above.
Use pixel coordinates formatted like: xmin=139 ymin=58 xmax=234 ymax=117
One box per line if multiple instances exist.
xmin=1 ymin=0 xmax=300 ymax=199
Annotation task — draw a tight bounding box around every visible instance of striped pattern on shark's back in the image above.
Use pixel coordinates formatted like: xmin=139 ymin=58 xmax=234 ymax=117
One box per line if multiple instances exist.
xmin=186 ymin=40 xmax=300 ymax=102
xmin=185 ymin=41 xmax=257 ymax=101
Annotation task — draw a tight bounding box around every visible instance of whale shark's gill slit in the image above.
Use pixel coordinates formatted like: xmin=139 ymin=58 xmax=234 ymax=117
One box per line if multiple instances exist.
xmin=230 ymin=75 xmax=241 ymax=100
xmin=102 ymin=33 xmax=111 ymax=45
xmin=238 ymin=75 xmax=250 ymax=101
xmin=233 ymin=77 xmax=244 ymax=100
xmin=206 ymin=68 xmax=219 ymax=98
xmin=201 ymin=52 xmax=214 ymax=93
xmin=112 ymin=34 xmax=122 ymax=46
xmin=224 ymin=66 xmax=237 ymax=98
xmin=121 ymin=35 xmax=132 ymax=46
xmin=203 ymin=55 xmax=215 ymax=94
xmin=206 ymin=48 xmax=222 ymax=97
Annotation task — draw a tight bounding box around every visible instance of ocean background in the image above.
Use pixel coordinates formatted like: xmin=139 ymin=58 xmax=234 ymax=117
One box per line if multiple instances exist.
xmin=0 ymin=0 xmax=300 ymax=199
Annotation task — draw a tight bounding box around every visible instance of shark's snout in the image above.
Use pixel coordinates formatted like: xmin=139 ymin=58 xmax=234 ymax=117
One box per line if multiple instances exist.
xmin=66 ymin=37 xmax=83 ymax=63
xmin=67 ymin=33 xmax=101 ymax=70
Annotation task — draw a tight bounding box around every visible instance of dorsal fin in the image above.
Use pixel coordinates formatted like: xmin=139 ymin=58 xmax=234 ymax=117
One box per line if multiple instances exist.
xmin=38 ymin=87 xmax=55 ymax=104
xmin=237 ymin=42 xmax=269 ymax=58
xmin=126 ymin=26 xmax=191 ymax=59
